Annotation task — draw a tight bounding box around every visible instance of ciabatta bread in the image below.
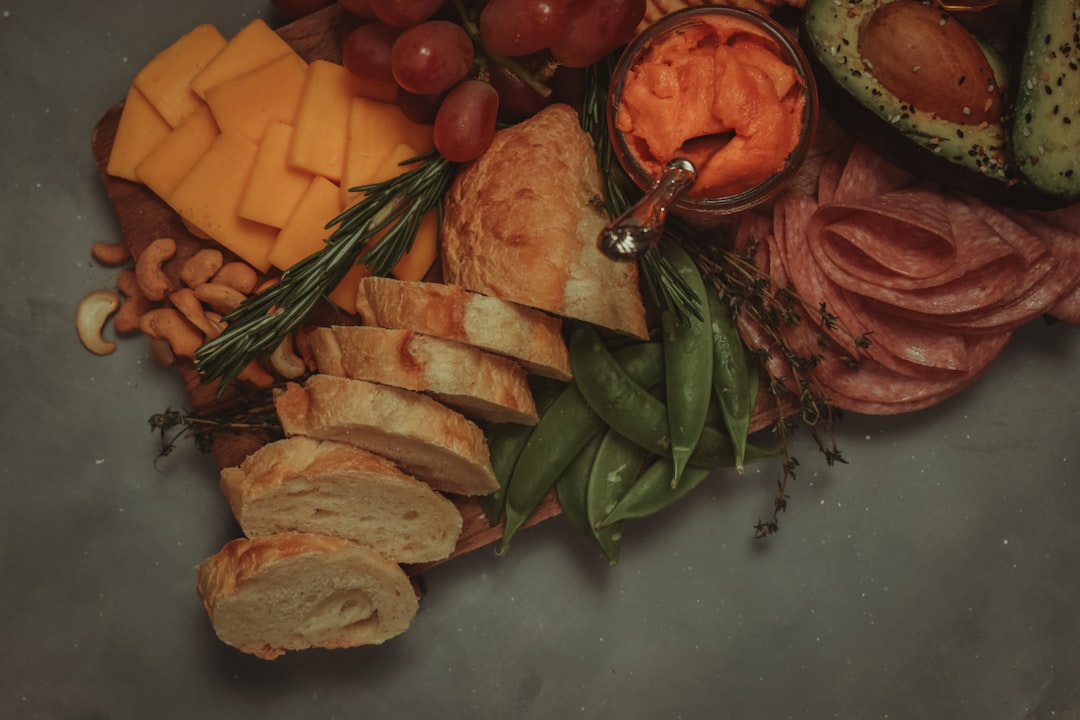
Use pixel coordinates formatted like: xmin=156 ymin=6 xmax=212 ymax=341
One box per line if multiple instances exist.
xmin=195 ymin=532 xmax=418 ymax=660
xmin=354 ymin=276 xmax=572 ymax=381
xmin=441 ymin=103 xmax=649 ymax=340
xmin=220 ymin=436 xmax=463 ymax=564
xmin=307 ymin=325 xmax=538 ymax=425
xmin=274 ymin=374 xmax=498 ymax=497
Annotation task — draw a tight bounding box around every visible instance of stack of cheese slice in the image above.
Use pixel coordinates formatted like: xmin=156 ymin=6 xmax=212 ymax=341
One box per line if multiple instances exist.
xmin=106 ymin=18 xmax=438 ymax=310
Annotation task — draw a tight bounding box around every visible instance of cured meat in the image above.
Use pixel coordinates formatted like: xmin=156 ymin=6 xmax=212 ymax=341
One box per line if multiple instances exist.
xmin=741 ymin=141 xmax=1080 ymax=415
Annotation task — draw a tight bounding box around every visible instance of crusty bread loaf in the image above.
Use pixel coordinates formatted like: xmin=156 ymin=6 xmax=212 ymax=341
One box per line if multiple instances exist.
xmin=354 ymin=276 xmax=572 ymax=381
xmin=195 ymin=532 xmax=418 ymax=660
xmin=441 ymin=103 xmax=649 ymax=340
xmin=274 ymin=374 xmax=498 ymax=497
xmin=219 ymin=436 xmax=463 ymax=564
xmin=307 ymin=325 xmax=538 ymax=425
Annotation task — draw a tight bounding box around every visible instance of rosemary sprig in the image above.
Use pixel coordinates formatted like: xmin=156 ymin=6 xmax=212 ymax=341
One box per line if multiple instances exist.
xmin=194 ymin=154 xmax=458 ymax=392
xmin=581 ymin=54 xmax=703 ymax=324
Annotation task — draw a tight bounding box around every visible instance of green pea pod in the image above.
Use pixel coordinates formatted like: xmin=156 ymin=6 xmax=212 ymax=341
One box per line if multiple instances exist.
xmin=478 ymin=376 xmax=569 ymax=525
xmin=554 ymin=432 xmax=604 ymax=537
xmin=586 ymin=427 xmax=649 ymax=565
xmin=599 ymin=442 xmax=776 ymax=527
xmin=569 ymin=323 xmax=668 ymax=455
xmin=658 ymin=239 xmax=713 ymax=488
xmin=706 ymin=284 xmax=755 ymax=473
xmin=501 ymin=382 xmax=606 ymax=552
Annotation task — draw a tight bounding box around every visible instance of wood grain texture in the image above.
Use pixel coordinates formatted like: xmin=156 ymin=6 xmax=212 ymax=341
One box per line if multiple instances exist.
xmin=90 ymin=4 xmax=782 ymax=576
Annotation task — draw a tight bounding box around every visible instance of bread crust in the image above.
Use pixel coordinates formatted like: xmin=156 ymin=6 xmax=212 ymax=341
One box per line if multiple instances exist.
xmin=441 ymin=103 xmax=649 ymax=339
xmin=308 ymin=325 xmax=538 ymax=425
xmin=220 ymin=436 xmax=464 ymax=563
xmin=355 ymin=276 xmax=572 ymax=380
xmin=274 ymin=374 xmax=499 ymax=496
xmin=195 ymin=532 xmax=418 ymax=660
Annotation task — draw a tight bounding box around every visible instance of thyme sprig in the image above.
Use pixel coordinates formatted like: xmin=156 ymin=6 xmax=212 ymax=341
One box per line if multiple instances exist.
xmin=194 ymin=154 xmax=458 ymax=392
xmin=581 ymin=54 xmax=703 ymax=324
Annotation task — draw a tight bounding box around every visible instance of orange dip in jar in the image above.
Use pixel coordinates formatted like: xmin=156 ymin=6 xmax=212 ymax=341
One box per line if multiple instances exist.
xmin=611 ymin=8 xmax=816 ymax=210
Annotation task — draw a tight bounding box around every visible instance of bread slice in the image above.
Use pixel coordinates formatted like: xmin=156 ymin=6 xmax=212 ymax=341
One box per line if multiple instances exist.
xmin=195 ymin=532 xmax=418 ymax=660
xmin=274 ymin=373 xmax=499 ymax=497
xmin=307 ymin=325 xmax=538 ymax=425
xmin=354 ymin=276 xmax=572 ymax=381
xmin=441 ymin=103 xmax=649 ymax=340
xmin=220 ymin=436 xmax=463 ymax=564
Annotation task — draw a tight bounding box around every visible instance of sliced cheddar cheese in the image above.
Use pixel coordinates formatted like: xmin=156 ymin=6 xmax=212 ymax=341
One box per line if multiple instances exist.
xmin=133 ymin=23 xmax=226 ymax=128
xmin=204 ymin=50 xmax=308 ymax=144
xmin=341 ymin=96 xmax=434 ymax=205
xmin=289 ymin=60 xmax=369 ymax=182
xmin=135 ymin=103 xmax=220 ymax=200
xmin=391 ymin=208 xmax=439 ymax=282
xmin=237 ymin=121 xmax=313 ymax=229
xmin=169 ymin=130 xmax=277 ymax=272
xmin=189 ymin=18 xmax=294 ymax=99
xmin=106 ymin=85 xmax=173 ymax=182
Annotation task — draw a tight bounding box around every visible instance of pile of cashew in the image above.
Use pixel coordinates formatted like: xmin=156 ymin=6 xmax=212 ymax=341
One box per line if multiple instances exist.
xmin=77 ymin=237 xmax=311 ymax=386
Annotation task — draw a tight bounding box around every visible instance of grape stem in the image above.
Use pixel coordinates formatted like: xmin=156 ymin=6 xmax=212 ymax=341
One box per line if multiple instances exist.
xmin=451 ymin=0 xmax=553 ymax=98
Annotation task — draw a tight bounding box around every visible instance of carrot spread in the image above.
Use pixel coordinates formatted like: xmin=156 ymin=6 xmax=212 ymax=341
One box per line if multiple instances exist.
xmin=615 ymin=14 xmax=807 ymax=198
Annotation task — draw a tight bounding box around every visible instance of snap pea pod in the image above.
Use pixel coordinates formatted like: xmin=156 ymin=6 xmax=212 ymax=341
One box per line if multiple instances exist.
xmin=586 ymin=427 xmax=649 ymax=564
xmin=706 ymin=284 xmax=757 ymax=473
xmin=657 ymin=238 xmax=713 ymax=488
xmin=478 ymin=375 xmax=569 ymax=525
xmin=599 ymin=442 xmax=777 ymax=527
xmin=501 ymin=335 xmax=665 ymax=550
xmin=554 ymin=432 xmax=603 ymax=537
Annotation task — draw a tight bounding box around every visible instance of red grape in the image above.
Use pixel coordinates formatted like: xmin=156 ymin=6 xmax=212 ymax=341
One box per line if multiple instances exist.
xmin=341 ymin=22 xmax=401 ymax=85
xmin=488 ymin=60 xmax=551 ymax=122
xmin=549 ymin=0 xmax=646 ymax=67
xmin=369 ymin=0 xmax=445 ymax=28
xmin=433 ymin=80 xmax=500 ymax=162
xmin=397 ymin=86 xmax=445 ymax=125
xmin=391 ymin=21 xmax=475 ymax=95
xmin=479 ymin=0 xmax=570 ymax=57
xmin=337 ymin=0 xmax=376 ymax=18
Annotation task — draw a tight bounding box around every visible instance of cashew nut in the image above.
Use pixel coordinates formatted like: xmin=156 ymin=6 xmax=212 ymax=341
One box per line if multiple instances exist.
xmin=90 ymin=241 xmax=131 ymax=266
xmin=148 ymin=337 xmax=176 ymax=368
xmin=134 ymin=237 xmax=177 ymax=302
xmin=139 ymin=307 xmax=204 ymax=359
xmin=76 ymin=290 xmax=121 ymax=356
xmin=293 ymin=326 xmax=320 ymax=372
xmin=180 ymin=248 xmax=224 ymax=289
xmin=169 ymin=287 xmax=224 ymax=341
xmin=270 ymin=333 xmax=307 ymax=379
xmin=193 ymin=282 xmax=246 ymax=315
xmin=114 ymin=269 xmax=152 ymax=333
xmin=237 ymin=359 xmax=277 ymax=388
xmin=181 ymin=216 xmax=213 ymax=241
xmin=212 ymin=261 xmax=259 ymax=295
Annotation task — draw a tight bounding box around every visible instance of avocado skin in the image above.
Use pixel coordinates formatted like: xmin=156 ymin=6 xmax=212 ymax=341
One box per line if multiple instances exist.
xmin=799 ymin=1 xmax=1071 ymax=210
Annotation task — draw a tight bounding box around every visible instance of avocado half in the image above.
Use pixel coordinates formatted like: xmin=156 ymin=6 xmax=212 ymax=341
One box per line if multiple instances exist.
xmin=801 ymin=0 xmax=1068 ymax=208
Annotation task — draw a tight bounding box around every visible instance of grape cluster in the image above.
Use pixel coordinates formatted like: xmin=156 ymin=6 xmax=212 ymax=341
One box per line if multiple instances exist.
xmin=337 ymin=0 xmax=646 ymax=162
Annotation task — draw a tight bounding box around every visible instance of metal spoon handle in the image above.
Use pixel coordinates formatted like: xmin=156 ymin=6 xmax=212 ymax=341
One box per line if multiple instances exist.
xmin=598 ymin=157 xmax=698 ymax=262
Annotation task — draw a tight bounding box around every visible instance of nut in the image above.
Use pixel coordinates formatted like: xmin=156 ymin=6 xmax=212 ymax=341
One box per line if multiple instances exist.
xmin=180 ymin=248 xmax=224 ymax=288
xmin=134 ymin=237 xmax=177 ymax=302
xmin=148 ymin=337 xmax=176 ymax=368
xmin=76 ymin=290 xmax=121 ymax=356
xmin=181 ymin=216 xmax=213 ymax=241
xmin=169 ymin=287 xmax=224 ymax=340
xmin=237 ymin=359 xmax=277 ymax=388
xmin=194 ymin=282 xmax=246 ymax=315
xmin=90 ymin=241 xmax=131 ymax=266
xmin=270 ymin=333 xmax=307 ymax=379
xmin=212 ymin=261 xmax=259 ymax=295
xmin=139 ymin=307 xmax=204 ymax=359
xmin=114 ymin=269 xmax=152 ymax=333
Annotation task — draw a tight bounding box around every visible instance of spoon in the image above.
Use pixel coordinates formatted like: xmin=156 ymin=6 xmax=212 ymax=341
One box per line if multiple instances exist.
xmin=598 ymin=130 xmax=734 ymax=262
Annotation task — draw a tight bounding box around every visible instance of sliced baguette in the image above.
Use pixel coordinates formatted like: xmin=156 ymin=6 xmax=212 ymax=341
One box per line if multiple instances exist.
xmin=441 ymin=104 xmax=649 ymax=340
xmin=195 ymin=532 xmax=418 ymax=660
xmin=354 ymin=276 xmax=572 ymax=381
xmin=220 ymin=436 xmax=463 ymax=564
xmin=307 ymin=325 xmax=538 ymax=425
xmin=274 ymin=374 xmax=498 ymax=497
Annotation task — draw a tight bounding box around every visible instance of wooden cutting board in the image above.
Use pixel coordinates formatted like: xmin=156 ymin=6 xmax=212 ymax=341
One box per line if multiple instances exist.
xmin=89 ymin=4 xmax=779 ymax=574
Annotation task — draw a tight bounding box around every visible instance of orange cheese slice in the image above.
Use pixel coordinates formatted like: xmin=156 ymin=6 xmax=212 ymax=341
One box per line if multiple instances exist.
xmin=135 ymin=103 xmax=220 ymax=200
xmin=390 ymin=208 xmax=439 ymax=282
xmin=341 ymin=96 xmax=434 ymax=206
xmin=133 ymin=23 xmax=226 ymax=128
xmin=189 ymin=18 xmax=294 ymax=99
xmin=168 ymin=130 xmax=277 ymax=272
xmin=204 ymin=51 xmax=308 ymax=144
xmin=237 ymin=121 xmax=314 ymax=229
xmin=106 ymin=85 xmax=173 ymax=182
xmin=289 ymin=60 xmax=371 ymax=182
